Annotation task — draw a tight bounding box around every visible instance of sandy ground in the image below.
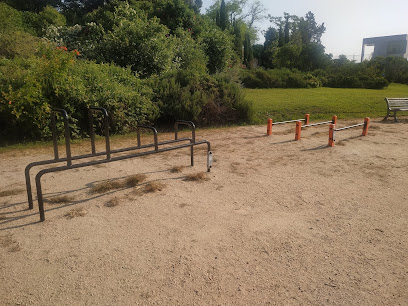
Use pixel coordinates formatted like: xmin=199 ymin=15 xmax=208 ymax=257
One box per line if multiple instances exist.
xmin=1 ymin=118 xmax=408 ymax=305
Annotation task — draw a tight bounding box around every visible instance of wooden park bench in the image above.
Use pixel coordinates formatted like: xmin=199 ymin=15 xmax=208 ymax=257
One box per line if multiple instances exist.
xmin=383 ymin=98 xmax=408 ymax=122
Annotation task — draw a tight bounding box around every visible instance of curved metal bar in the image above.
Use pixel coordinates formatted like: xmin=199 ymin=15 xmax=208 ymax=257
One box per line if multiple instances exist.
xmin=25 ymin=136 xmax=193 ymax=210
xmin=51 ymin=109 xmax=72 ymax=166
xmin=174 ymin=121 xmax=196 ymax=166
xmin=34 ymin=140 xmax=211 ymax=221
xmin=88 ymin=107 xmax=110 ymax=160
xmin=137 ymin=125 xmax=158 ymax=151
xmin=174 ymin=120 xmax=196 ymax=143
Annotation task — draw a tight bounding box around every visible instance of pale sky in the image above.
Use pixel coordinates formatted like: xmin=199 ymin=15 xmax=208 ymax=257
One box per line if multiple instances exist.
xmin=201 ymin=0 xmax=408 ymax=60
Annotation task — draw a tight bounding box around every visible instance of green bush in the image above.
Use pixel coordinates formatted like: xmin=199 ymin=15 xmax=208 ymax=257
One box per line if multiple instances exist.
xmin=0 ymin=3 xmax=24 ymax=32
xmin=321 ymin=61 xmax=388 ymax=89
xmin=152 ymin=69 xmax=252 ymax=125
xmin=0 ymin=44 xmax=157 ymax=144
xmin=23 ymin=6 xmax=66 ymax=36
xmin=240 ymin=68 xmax=322 ymax=89
xmin=46 ymin=3 xmax=179 ymax=77
xmin=201 ymin=26 xmax=236 ymax=74
xmin=370 ymin=56 xmax=408 ymax=85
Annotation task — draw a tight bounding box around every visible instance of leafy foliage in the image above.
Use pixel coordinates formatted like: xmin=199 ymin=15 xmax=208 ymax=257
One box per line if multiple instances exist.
xmin=321 ymin=57 xmax=389 ymax=89
xmin=0 ymin=44 xmax=156 ymax=144
xmin=0 ymin=1 xmax=252 ymax=144
xmin=241 ymin=68 xmax=322 ymax=89
xmin=152 ymin=69 xmax=252 ymax=125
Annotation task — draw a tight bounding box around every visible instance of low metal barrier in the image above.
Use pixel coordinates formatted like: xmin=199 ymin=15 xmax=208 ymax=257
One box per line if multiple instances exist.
xmin=267 ymin=114 xmax=310 ymax=136
xmin=295 ymin=116 xmax=337 ymax=141
xmin=25 ymin=108 xmax=212 ymax=221
xmin=328 ymin=118 xmax=370 ymax=147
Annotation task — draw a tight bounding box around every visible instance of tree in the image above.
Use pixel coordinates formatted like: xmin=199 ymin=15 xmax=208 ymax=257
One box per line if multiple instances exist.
xmin=185 ymin=0 xmax=202 ymax=13
xmin=219 ymin=0 xmax=228 ymax=30
xmin=263 ymin=27 xmax=278 ymax=48
xmin=298 ymin=11 xmax=325 ymax=44
xmin=202 ymin=26 xmax=235 ymax=73
xmin=232 ymin=18 xmax=243 ymax=58
xmin=278 ymin=25 xmax=284 ymax=47
xmin=283 ymin=13 xmax=290 ymax=44
xmin=262 ymin=11 xmax=328 ymax=71
xmin=243 ymin=30 xmax=252 ymax=67
xmin=208 ymin=0 xmax=264 ymax=31
xmin=1 ymin=0 xmax=61 ymax=12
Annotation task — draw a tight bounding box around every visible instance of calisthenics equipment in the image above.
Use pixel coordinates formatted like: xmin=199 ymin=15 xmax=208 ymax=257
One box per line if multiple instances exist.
xmin=328 ymin=118 xmax=370 ymax=147
xmin=25 ymin=108 xmax=212 ymax=222
xmin=267 ymin=114 xmax=310 ymax=136
xmin=295 ymin=115 xmax=337 ymax=141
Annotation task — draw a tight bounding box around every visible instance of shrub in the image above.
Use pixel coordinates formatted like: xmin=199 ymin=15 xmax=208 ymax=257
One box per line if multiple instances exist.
xmin=152 ymin=69 xmax=252 ymax=125
xmin=0 ymin=3 xmax=24 ymax=33
xmin=322 ymin=61 xmax=389 ymax=89
xmin=240 ymin=68 xmax=322 ymax=89
xmin=23 ymin=6 xmax=66 ymax=36
xmin=46 ymin=3 xmax=179 ymax=77
xmin=0 ymin=44 xmax=157 ymax=144
xmin=370 ymin=56 xmax=408 ymax=85
xmin=201 ymin=26 xmax=236 ymax=74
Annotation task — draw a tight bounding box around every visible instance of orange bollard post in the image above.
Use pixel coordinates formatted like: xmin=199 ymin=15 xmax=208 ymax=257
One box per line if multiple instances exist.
xmin=267 ymin=118 xmax=273 ymax=136
xmin=304 ymin=114 xmax=310 ymax=125
xmin=362 ymin=117 xmax=370 ymax=136
xmin=328 ymin=124 xmax=335 ymax=147
xmin=295 ymin=121 xmax=302 ymax=141
xmin=332 ymin=115 xmax=337 ymax=126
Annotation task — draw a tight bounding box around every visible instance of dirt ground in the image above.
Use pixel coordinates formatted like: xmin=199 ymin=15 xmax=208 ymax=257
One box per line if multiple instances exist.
xmin=1 ymin=118 xmax=408 ymax=305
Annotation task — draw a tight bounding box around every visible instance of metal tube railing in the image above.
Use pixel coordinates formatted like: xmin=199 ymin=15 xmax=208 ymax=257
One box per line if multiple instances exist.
xmin=272 ymin=118 xmax=305 ymax=125
xmin=89 ymin=107 xmax=111 ymax=160
xmin=51 ymin=109 xmax=72 ymax=166
xmin=295 ymin=116 xmax=337 ymax=141
xmin=25 ymin=137 xmax=193 ymax=210
xmin=328 ymin=118 xmax=370 ymax=147
xmin=174 ymin=120 xmax=196 ymax=166
xmin=25 ymin=109 xmax=212 ymax=218
xmin=301 ymin=121 xmax=333 ymax=128
xmin=34 ymin=140 xmax=211 ymax=221
xmin=334 ymin=123 xmax=364 ymax=131
xmin=137 ymin=125 xmax=158 ymax=151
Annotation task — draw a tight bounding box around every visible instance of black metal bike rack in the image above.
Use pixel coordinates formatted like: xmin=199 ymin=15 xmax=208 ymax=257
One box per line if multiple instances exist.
xmin=25 ymin=108 xmax=212 ymax=222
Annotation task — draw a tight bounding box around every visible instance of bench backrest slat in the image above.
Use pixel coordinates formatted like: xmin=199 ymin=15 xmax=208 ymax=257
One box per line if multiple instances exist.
xmin=385 ymin=98 xmax=408 ymax=109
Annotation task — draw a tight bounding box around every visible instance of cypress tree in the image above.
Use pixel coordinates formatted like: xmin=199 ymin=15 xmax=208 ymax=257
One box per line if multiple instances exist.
xmin=278 ymin=25 xmax=284 ymax=47
xmin=219 ymin=0 xmax=228 ymax=30
xmin=284 ymin=15 xmax=290 ymax=44
xmin=243 ymin=31 xmax=253 ymax=67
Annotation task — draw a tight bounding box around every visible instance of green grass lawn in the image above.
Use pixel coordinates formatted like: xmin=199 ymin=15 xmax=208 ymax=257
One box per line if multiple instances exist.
xmin=245 ymin=83 xmax=408 ymax=123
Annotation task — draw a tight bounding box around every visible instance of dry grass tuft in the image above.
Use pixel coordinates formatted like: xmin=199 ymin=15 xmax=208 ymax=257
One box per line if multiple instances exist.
xmin=91 ymin=180 xmax=124 ymax=194
xmin=0 ymin=188 xmax=25 ymax=198
xmin=143 ymin=181 xmax=166 ymax=193
xmin=105 ymin=197 xmax=120 ymax=207
xmin=179 ymin=203 xmax=191 ymax=208
xmin=91 ymin=175 xmax=148 ymax=193
xmin=64 ymin=207 xmax=87 ymax=219
xmin=170 ymin=166 xmax=185 ymax=173
xmin=125 ymin=174 xmax=147 ymax=187
xmin=44 ymin=195 xmax=74 ymax=204
xmin=185 ymin=172 xmax=209 ymax=182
